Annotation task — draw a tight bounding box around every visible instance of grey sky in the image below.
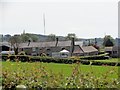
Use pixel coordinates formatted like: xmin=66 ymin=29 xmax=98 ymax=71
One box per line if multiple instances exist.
xmin=0 ymin=0 xmax=118 ymax=38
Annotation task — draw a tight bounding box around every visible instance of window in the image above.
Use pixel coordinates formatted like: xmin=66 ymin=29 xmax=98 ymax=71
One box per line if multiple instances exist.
xmin=32 ymin=47 xmax=36 ymax=51
xmin=47 ymin=48 xmax=50 ymax=51
xmin=113 ymin=51 xmax=117 ymax=54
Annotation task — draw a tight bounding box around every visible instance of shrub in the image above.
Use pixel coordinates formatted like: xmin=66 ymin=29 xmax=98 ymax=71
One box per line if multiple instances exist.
xmin=18 ymin=51 xmax=26 ymax=55
xmin=1 ymin=55 xmax=8 ymax=61
xmin=17 ymin=55 xmax=29 ymax=62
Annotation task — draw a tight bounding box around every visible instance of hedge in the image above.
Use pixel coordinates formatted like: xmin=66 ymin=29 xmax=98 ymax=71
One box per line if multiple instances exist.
xmin=1 ymin=55 xmax=120 ymax=66
xmin=80 ymin=53 xmax=110 ymax=60
xmin=1 ymin=55 xmax=29 ymax=62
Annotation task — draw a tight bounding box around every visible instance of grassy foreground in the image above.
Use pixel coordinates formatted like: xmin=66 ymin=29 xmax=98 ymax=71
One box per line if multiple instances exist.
xmin=93 ymin=58 xmax=119 ymax=62
xmin=1 ymin=61 xmax=120 ymax=88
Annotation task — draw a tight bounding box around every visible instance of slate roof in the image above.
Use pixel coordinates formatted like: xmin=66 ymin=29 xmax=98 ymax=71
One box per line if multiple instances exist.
xmin=19 ymin=41 xmax=72 ymax=48
xmin=73 ymin=45 xmax=84 ymax=54
xmin=104 ymin=47 xmax=113 ymax=51
xmin=75 ymin=41 xmax=83 ymax=47
xmin=81 ymin=46 xmax=98 ymax=53
xmin=0 ymin=42 xmax=11 ymax=47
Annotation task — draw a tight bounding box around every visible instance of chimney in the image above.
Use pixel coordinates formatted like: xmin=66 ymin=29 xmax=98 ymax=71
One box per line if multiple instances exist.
xmin=95 ymin=38 xmax=97 ymax=45
xmin=28 ymin=40 xmax=31 ymax=46
xmin=55 ymin=37 xmax=58 ymax=47
xmin=88 ymin=39 xmax=90 ymax=46
xmin=71 ymin=38 xmax=75 ymax=56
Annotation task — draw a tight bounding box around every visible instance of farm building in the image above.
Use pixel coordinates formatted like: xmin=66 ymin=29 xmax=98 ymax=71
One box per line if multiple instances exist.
xmin=73 ymin=45 xmax=99 ymax=56
xmin=18 ymin=40 xmax=75 ymax=57
xmin=18 ymin=38 xmax=98 ymax=57
xmin=0 ymin=42 xmax=12 ymax=52
xmin=81 ymin=46 xmax=98 ymax=56
xmin=104 ymin=46 xmax=120 ymax=57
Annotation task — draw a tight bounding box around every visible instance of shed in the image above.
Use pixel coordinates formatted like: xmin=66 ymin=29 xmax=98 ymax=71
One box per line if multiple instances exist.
xmin=81 ymin=46 xmax=98 ymax=56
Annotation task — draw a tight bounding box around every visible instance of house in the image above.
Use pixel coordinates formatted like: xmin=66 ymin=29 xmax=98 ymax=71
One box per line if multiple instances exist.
xmin=81 ymin=46 xmax=98 ymax=56
xmin=0 ymin=42 xmax=12 ymax=52
xmin=105 ymin=46 xmax=120 ymax=57
xmin=18 ymin=38 xmax=99 ymax=57
xmin=73 ymin=45 xmax=84 ymax=56
xmin=115 ymin=38 xmax=120 ymax=46
xmin=104 ymin=47 xmax=113 ymax=56
xmin=19 ymin=40 xmax=75 ymax=57
xmin=73 ymin=45 xmax=99 ymax=56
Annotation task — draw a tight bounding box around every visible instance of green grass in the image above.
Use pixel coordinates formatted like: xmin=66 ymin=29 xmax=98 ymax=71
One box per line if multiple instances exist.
xmin=2 ymin=61 xmax=118 ymax=78
xmin=93 ymin=58 xmax=119 ymax=63
xmin=1 ymin=61 xmax=119 ymax=88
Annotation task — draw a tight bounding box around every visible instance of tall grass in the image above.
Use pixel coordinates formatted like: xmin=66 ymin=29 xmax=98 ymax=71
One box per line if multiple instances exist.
xmin=1 ymin=61 xmax=120 ymax=89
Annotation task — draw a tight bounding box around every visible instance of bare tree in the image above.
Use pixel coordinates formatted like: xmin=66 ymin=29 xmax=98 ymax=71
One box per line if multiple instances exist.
xmin=9 ymin=35 xmax=21 ymax=55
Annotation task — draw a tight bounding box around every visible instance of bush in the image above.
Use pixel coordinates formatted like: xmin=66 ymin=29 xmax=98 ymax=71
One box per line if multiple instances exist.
xmin=18 ymin=51 xmax=26 ymax=55
xmin=17 ymin=55 xmax=29 ymax=62
xmin=1 ymin=55 xmax=8 ymax=61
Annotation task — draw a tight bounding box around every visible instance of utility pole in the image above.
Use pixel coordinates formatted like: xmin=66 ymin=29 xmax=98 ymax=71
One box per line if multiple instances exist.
xmin=43 ymin=13 xmax=46 ymax=35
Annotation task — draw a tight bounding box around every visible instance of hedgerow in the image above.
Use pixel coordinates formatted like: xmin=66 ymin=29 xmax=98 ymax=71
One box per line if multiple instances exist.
xmin=1 ymin=55 xmax=120 ymax=66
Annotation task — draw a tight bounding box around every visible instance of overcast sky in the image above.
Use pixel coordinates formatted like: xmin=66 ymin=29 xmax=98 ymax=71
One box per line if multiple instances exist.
xmin=0 ymin=0 xmax=118 ymax=38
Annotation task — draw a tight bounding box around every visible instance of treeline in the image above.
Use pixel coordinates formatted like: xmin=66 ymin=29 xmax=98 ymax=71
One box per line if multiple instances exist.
xmin=0 ymin=33 xmax=79 ymax=42
xmin=0 ymin=33 xmax=116 ymax=47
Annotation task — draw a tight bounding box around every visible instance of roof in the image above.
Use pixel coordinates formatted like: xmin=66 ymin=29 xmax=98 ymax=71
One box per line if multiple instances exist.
xmin=75 ymin=41 xmax=83 ymax=47
xmin=73 ymin=45 xmax=84 ymax=54
xmin=105 ymin=47 xmax=113 ymax=51
xmin=60 ymin=49 xmax=69 ymax=53
xmin=81 ymin=46 xmax=98 ymax=53
xmin=19 ymin=41 xmax=72 ymax=48
xmin=19 ymin=42 xmax=55 ymax=48
xmin=0 ymin=42 xmax=11 ymax=47
xmin=57 ymin=41 xmax=71 ymax=47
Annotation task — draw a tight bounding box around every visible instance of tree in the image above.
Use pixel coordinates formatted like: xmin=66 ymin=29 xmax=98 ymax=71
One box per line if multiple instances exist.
xmin=103 ymin=35 xmax=114 ymax=47
xmin=66 ymin=33 xmax=78 ymax=40
xmin=21 ymin=33 xmax=39 ymax=42
xmin=21 ymin=34 xmax=30 ymax=43
xmin=9 ymin=35 xmax=21 ymax=55
xmin=30 ymin=34 xmax=39 ymax=42
xmin=3 ymin=34 xmax=11 ymax=41
xmin=47 ymin=34 xmax=56 ymax=41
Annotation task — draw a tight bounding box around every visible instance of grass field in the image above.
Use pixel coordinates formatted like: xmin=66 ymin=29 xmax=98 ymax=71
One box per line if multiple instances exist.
xmin=1 ymin=61 xmax=120 ymax=88
xmin=2 ymin=61 xmax=118 ymax=78
xmin=93 ymin=58 xmax=119 ymax=63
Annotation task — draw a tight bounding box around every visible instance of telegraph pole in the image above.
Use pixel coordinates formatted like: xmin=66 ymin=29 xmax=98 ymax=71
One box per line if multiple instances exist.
xmin=43 ymin=13 xmax=46 ymax=35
